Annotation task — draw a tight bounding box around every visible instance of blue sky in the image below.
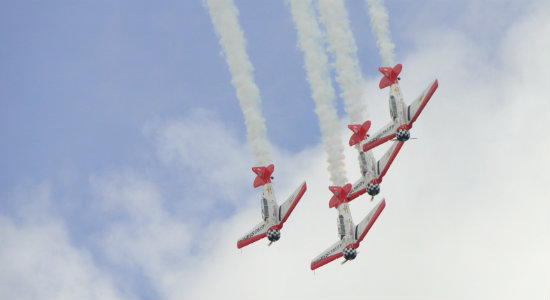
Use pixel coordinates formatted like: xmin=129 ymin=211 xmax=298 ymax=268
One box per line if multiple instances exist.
xmin=0 ymin=0 xmax=549 ymax=299
xmin=0 ymin=0 xmax=534 ymax=186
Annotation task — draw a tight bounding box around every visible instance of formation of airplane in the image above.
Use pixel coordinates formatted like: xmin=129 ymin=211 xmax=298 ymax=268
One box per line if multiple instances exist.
xmin=309 ymin=64 xmax=438 ymax=269
xmin=237 ymin=64 xmax=438 ymax=271
xmin=237 ymin=164 xmax=307 ymax=249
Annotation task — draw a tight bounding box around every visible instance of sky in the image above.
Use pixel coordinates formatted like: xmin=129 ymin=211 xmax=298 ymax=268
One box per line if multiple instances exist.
xmin=0 ymin=0 xmax=549 ymax=299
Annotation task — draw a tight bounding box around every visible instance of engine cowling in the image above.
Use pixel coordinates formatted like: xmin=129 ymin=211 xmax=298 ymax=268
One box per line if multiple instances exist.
xmin=266 ymin=229 xmax=280 ymax=242
xmin=343 ymin=247 xmax=357 ymax=260
xmin=366 ymin=182 xmax=380 ymax=196
xmin=396 ymin=128 xmax=410 ymax=141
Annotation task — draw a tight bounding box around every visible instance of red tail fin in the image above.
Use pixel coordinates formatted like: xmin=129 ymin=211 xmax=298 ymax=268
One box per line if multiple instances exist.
xmin=328 ymin=183 xmax=352 ymax=208
xmin=378 ymin=63 xmax=402 ymax=89
xmin=252 ymin=164 xmax=274 ymax=188
xmin=348 ymin=120 xmax=371 ymax=146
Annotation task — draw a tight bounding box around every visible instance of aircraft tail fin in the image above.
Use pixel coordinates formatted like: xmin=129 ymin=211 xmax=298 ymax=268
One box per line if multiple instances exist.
xmin=378 ymin=63 xmax=402 ymax=89
xmin=252 ymin=164 xmax=274 ymax=188
xmin=348 ymin=120 xmax=371 ymax=147
xmin=328 ymin=184 xmax=352 ymax=208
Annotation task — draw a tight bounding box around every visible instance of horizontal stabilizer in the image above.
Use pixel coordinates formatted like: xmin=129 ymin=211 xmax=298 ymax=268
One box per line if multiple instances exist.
xmin=348 ymin=120 xmax=371 ymax=146
xmin=378 ymin=64 xmax=402 ymax=89
xmin=328 ymin=183 xmax=352 ymax=208
xmin=252 ymin=164 xmax=274 ymax=188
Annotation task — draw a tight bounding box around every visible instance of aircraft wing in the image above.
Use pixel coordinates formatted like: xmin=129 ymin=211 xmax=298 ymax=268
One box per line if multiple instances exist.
xmin=349 ymin=177 xmax=366 ymax=196
xmin=353 ymin=198 xmax=386 ymax=246
xmin=278 ymin=182 xmax=307 ymax=225
xmin=406 ymin=79 xmax=438 ymax=126
xmin=310 ymin=239 xmax=348 ymax=270
xmin=363 ymin=121 xmax=399 ymax=152
xmin=375 ymin=141 xmax=404 ymax=180
xmin=347 ymin=171 xmax=376 ymax=201
xmin=237 ymin=221 xmax=270 ymax=249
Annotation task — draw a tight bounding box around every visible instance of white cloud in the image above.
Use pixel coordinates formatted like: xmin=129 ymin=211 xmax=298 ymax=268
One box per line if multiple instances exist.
xmin=0 ymin=183 xmax=122 ymax=300
xmin=144 ymin=108 xmax=254 ymax=210
xmin=177 ymin=2 xmax=549 ymax=298
xmin=80 ymin=2 xmax=548 ymax=298
xmin=1 ymin=1 xmax=548 ymax=299
xmin=89 ymin=172 xmax=193 ymax=298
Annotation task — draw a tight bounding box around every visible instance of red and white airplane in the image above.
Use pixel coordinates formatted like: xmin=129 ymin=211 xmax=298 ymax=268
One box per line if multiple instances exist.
xmin=237 ymin=164 xmax=307 ymax=249
xmin=362 ymin=64 xmax=438 ymax=152
xmin=347 ymin=120 xmax=404 ymax=201
xmin=311 ymin=184 xmax=386 ymax=270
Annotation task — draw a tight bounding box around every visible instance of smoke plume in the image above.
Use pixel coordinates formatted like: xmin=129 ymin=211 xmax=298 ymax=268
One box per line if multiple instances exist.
xmin=205 ymin=0 xmax=272 ymax=166
xmin=365 ymin=0 xmax=396 ymax=67
xmin=287 ymin=0 xmax=348 ymax=186
xmin=317 ymin=0 xmax=367 ymax=124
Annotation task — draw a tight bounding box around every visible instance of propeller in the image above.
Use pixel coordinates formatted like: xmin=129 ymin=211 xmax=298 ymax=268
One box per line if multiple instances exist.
xmin=340 ymin=251 xmax=360 ymax=264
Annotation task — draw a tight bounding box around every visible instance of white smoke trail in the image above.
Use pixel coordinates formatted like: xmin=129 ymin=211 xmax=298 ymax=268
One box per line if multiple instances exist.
xmin=317 ymin=0 xmax=367 ymax=125
xmin=205 ymin=0 xmax=271 ymax=166
xmin=287 ymin=0 xmax=347 ymax=186
xmin=365 ymin=0 xmax=395 ymax=67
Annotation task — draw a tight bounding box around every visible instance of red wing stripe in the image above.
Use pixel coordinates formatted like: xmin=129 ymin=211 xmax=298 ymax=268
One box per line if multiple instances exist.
xmin=237 ymin=232 xmax=267 ymax=249
xmin=355 ymin=199 xmax=386 ymax=245
xmin=408 ymin=80 xmax=438 ymax=126
xmin=279 ymin=183 xmax=307 ymax=226
xmin=347 ymin=188 xmax=366 ymax=201
xmin=310 ymin=252 xmax=343 ymax=270
xmin=364 ymin=133 xmax=396 ymax=152
xmin=377 ymin=141 xmax=404 ymax=180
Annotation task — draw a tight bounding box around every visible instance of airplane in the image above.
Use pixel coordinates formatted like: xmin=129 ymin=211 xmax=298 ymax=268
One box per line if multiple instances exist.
xmin=347 ymin=120 xmax=404 ymax=201
xmin=362 ymin=63 xmax=439 ymax=152
xmin=311 ymin=184 xmax=386 ymax=270
xmin=237 ymin=164 xmax=307 ymax=249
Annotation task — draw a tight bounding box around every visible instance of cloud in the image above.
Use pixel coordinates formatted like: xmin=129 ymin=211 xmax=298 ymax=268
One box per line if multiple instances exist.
xmin=0 ymin=183 xmax=121 ymax=299
xmin=89 ymin=172 xmax=194 ymax=298
xmin=143 ymin=108 xmax=254 ymax=214
xmin=0 ymin=1 xmax=548 ymax=299
xmin=177 ymin=2 xmax=549 ymax=298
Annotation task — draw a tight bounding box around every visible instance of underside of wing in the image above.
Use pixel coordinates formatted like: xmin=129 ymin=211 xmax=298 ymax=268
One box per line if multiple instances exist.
xmin=237 ymin=221 xmax=270 ymax=249
xmin=278 ymin=182 xmax=307 ymax=225
xmin=363 ymin=121 xmax=399 ymax=152
xmin=407 ymin=79 xmax=438 ymax=126
xmin=376 ymin=141 xmax=404 ymax=180
xmin=347 ymin=173 xmax=375 ymax=201
xmin=354 ymin=198 xmax=386 ymax=246
xmin=349 ymin=177 xmax=366 ymax=196
xmin=310 ymin=239 xmax=347 ymax=270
